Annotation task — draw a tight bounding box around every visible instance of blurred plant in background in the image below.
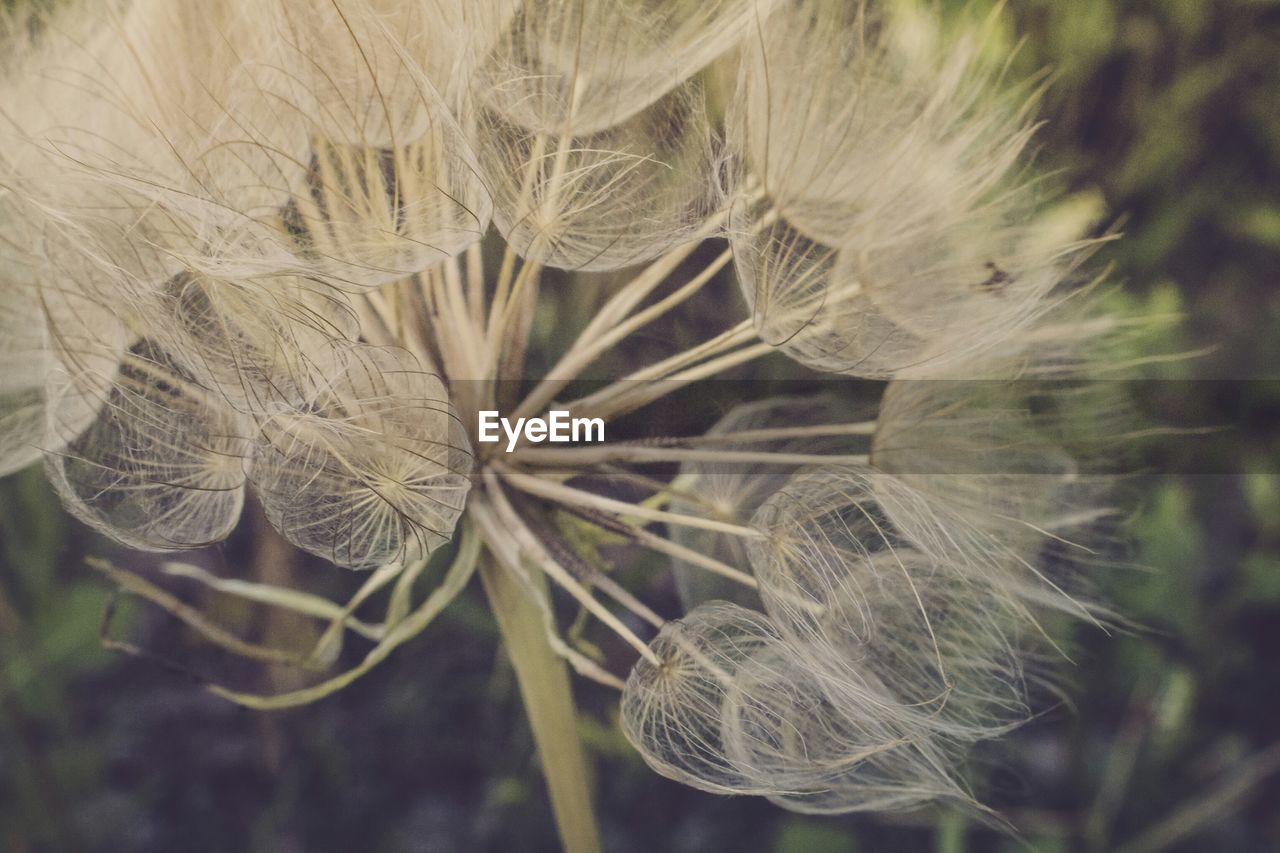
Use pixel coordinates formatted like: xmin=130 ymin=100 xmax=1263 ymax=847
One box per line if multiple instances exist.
xmin=0 ymin=1 xmax=1278 ymax=852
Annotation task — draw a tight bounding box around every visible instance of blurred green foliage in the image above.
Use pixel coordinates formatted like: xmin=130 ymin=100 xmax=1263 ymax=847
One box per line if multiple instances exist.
xmin=2 ymin=1 xmax=1280 ymax=851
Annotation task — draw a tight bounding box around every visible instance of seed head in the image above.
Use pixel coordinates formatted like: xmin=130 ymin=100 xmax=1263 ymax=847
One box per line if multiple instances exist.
xmin=0 ymin=0 xmax=1132 ymax=821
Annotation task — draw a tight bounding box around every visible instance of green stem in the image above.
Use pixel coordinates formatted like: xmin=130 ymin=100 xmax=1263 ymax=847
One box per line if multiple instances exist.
xmin=936 ymin=811 xmax=968 ymax=853
xmin=479 ymin=555 xmax=602 ymax=853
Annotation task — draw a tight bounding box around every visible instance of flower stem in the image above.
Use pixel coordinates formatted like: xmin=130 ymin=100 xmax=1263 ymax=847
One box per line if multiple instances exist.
xmin=513 ymin=246 xmax=735 ymax=420
xmin=514 ymin=445 xmax=871 ymax=467
xmin=478 ymin=553 xmax=603 ymax=853
xmin=496 ymin=463 xmax=766 ymax=540
xmin=567 ymin=338 xmax=774 ymax=421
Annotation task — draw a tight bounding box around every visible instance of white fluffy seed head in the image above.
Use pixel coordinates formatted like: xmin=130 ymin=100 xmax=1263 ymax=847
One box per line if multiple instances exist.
xmin=0 ymin=1 xmax=1124 ymax=821
xmin=250 ymin=343 xmax=473 ymax=570
xmin=669 ymin=395 xmax=870 ymax=609
xmin=0 ymin=281 xmax=124 ymax=476
xmin=2 ymin=0 xmax=491 ymax=567
xmin=478 ymin=0 xmax=772 ymax=138
xmin=147 ymin=273 xmax=359 ymax=416
xmin=279 ymin=133 xmax=492 ymax=288
xmin=728 ymin=0 xmax=1098 ymax=378
xmin=871 ymin=377 xmax=1105 ymax=557
xmin=474 ymin=80 xmax=721 ymax=271
xmin=45 ymin=342 xmax=253 ymax=552
xmin=621 ymin=602 xmax=787 ymax=796
xmin=622 ymin=600 xmax=979 ymax=814
xmin=721 ymin=636 xmax=973 ymax=815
